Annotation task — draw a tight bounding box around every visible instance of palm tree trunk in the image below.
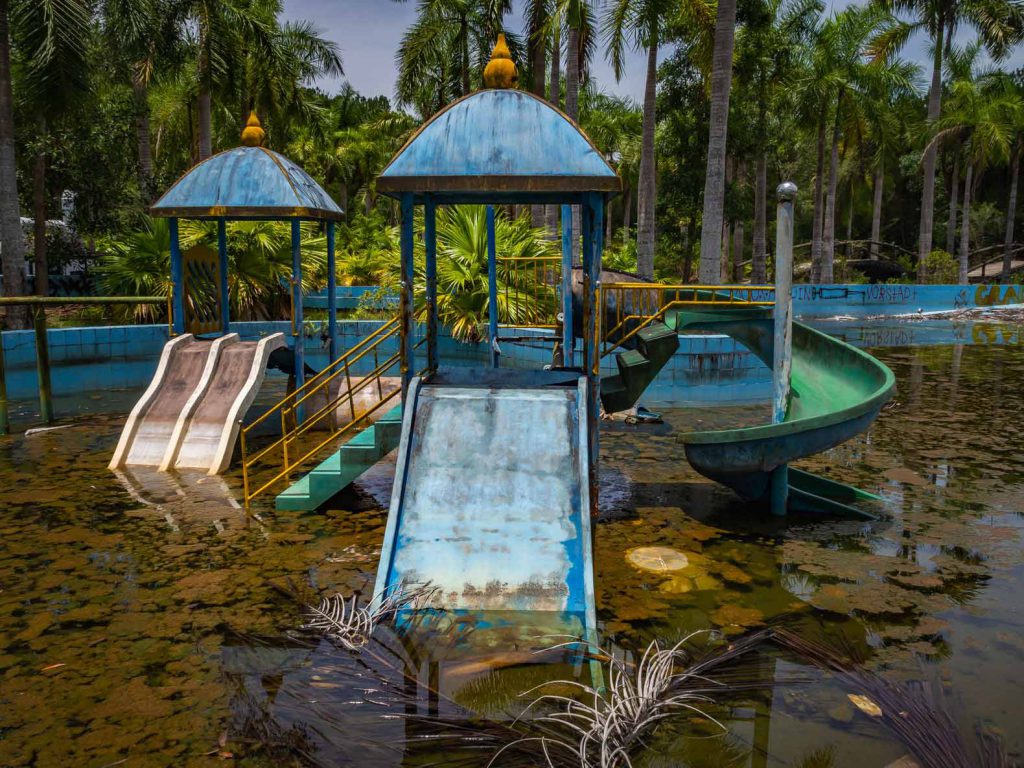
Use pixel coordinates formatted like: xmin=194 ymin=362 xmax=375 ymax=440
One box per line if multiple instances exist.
xmin=946 ymin=145 xmax=959 ymax=255
xmin=32 ymin=116 xmax=47 ymax=296
xmin=810 ymin=117 xmax=826 ymax=283
xmin=1002 ymin=138 xmax=1020 ymax=282
xmin=566 ymin=26 xmax=581 ymax=263
xmin=918 ymin=20 xmax=945 ymax=283
xmin=820 ymin=106 xmax=841 ymax=284
xmin=133 ymin=75 xmax=154 ymax=200
xmin=720 ymin=218 xmax=730 ymax=282
xmin=529 ymin=7 xmax=547 ymax=230
xmin=198 ymin=87 xmax=212 ymax=161
xmin=636 ymin=37 xmax=658 ymax=280
xmin=0 ymin=0 xmax=27 ymax=328
xmin=752 ymin=151 xmax=767 ymax=283
xmin=958 ymin=161 xmax=973 ymax=284
xmin=732 ymin=219 xmax=744 ymax=282
xmin=698 ymin=0 xmax=737 ymax=284
xmin=461 ymin=15 xmax=471 ymax=96
xmin=870 ymin=159 xmax=883 ymax=260
xmin=545 ymin=23 xmax=561 ymax=239
xmin=622 ymin=182 xmax=631 ymax=243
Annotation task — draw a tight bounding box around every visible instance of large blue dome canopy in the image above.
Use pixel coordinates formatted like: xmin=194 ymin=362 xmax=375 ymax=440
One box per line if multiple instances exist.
xmin=377 ymin=90 xmax=619 ymax=197
xmin=151 ymin=146 xmax=343 ymax=221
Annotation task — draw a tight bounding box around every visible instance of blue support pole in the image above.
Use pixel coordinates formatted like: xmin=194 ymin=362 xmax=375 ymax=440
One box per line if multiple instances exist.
xmin=561 ymin=204 xmax=573 ymax=367
xmin=424 ymin=196 xmax=439 ymax=374
xmin=399 ymin=194 xmax=415 ymax=397
xmin=170 ymin=217 xmax=184 ymax=335
xmin=770 ymin=182 xmax=797 ymax=516
xmin=487 ymin=205 xmax=499 ymax=368
xmin=582 ymin=193 xmax=603 ymax=516
xmin=326 ymin=220 xmax=337 ymax=364
xmin=291 ymin=219 xmax=304 ymax=396
xmin=217 ymin=219 xmax=229 ymax=334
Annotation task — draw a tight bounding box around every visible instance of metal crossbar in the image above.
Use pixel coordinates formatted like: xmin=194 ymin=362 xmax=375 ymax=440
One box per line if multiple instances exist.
xmin=599 ymin=283 xmax=775 ymax=356
xmin=240 ymin=315 xmax=420 ymax=509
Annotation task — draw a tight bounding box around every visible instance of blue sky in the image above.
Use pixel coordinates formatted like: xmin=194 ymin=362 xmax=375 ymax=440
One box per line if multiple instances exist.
xmin=283 ymin=0 xmax=1022 ymax=106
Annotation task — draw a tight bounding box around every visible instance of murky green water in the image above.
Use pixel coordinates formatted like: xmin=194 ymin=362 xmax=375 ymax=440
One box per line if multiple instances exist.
xmin=1 ymin=326 xmax=1022 ymax=766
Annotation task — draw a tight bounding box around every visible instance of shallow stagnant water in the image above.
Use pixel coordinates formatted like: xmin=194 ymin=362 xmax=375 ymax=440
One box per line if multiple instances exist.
xmin=1 ymin=324 xmax=1023 ymax=767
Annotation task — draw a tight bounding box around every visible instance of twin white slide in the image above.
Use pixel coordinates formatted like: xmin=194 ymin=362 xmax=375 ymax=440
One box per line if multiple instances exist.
xmin=110 ymin=332 xmax=286 ymax=474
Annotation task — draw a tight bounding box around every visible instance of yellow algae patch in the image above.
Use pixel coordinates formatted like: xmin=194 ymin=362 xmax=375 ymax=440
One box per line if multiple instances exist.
xmin=626 ymin=546 xmax=690 ymax=573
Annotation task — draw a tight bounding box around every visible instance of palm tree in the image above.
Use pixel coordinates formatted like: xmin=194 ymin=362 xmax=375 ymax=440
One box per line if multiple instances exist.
xmin=17 ymin=0 xmax=91 ymax=296
xmin=927 ymin=71 xmax=1020 ymax=282
xmin=604 ymin=0 xmax=680 ymax=279
xmin=733 ymin=0 xmax=821 ymax=282
xmin=0 ymin=0 xmax=27 ymax=327
xmin=580 ymin=91 xmax=641 ymax=246
xmin=697 ymin=0 xmax=738 ymax=284
xmin=875 ymin=0 xmax=1024 ymax=282
xmin=392 ymin=0 xmax=517 ymax=117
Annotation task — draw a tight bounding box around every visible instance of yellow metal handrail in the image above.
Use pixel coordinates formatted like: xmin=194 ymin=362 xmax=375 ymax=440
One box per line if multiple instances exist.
xmin=240 ymin=314 xmax=415 ymax=508
xmin=496 ymin=254 xmax=561 ymax=329
xmin=599 ymin=283 xmax=775 ymax=356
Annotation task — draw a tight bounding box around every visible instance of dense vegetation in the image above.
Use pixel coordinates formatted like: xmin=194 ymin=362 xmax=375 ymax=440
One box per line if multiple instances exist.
xmin=1 ymin=0 xmax=1023 ymax=330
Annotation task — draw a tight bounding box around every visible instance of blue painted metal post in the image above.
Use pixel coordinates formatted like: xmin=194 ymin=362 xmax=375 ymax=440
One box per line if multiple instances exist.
xmin=217 ymin=219 xmax=230 ymax=334
xmin=770 ymin=182 xmax=797 ymax=516
xmin=326 ymin=220 xmax=337 ymax=363
xmin=170 ymin=217 xmax=184 ymax=335
xmin=399 ymin=194 xmax=415 ymax=397
xmin=487 ymin=205 xmax=499 ymax=368
xmin=424 ymin=196 xmax=438 ymax=374
xmin=582 ymin=194 xmax=603 ymax=515
xmin=561 ymin=204 xmax=573 ymax=367
xmin=291 ymin=219 xmax=304 ymax=396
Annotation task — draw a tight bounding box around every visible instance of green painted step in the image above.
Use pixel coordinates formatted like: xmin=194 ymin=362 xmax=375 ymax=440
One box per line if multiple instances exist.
xmin=276 ymin=405 xmax=403 ymax=512
xmin=600 ymin=321 xmax=679 ymax=414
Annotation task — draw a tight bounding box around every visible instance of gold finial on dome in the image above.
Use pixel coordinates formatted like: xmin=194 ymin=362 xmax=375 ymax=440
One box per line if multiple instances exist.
xmin=483 ymin=33 xmax=518 ymax=89
xmin=240 ymin=110 xmax=265 ymax=147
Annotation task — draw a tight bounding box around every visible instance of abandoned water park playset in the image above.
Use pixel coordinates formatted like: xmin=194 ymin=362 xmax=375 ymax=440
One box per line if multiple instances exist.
xmin=2 ymin=39 xmax=1024 ymax=768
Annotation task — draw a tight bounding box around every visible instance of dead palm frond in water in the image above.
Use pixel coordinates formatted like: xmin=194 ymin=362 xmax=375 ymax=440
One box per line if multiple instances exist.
xmin=491 ymin=629 xmax=774 ymax=768
xmin=771 ymin=628 xmax=1011 ymax=768
xmin=303 ymin=582 xmax=441 ymax=651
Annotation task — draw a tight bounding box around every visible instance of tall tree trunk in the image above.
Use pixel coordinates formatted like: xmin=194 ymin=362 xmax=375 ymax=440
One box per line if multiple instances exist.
xmin=946 ymin=146 xmax=960 ymax=255
xmin=133 ymin=75 xmax=154 ymax=200
xmin=820 ymin=105 xmax=841 ymax=284
xmin=198 ymin=87 xmax=212 ymax=161
xmin=870 ymin=159 xmax=883 ymax=260
xmin=636 ymin=37 xmax=658 ymax=280
xmin=529 ymin=8 xmax=546 ymax=229
xmin=752 ymin=151 xmax=767 ymax=283
xmin=958 ymin=161 xmax=973 ymax=284
xmin=918 ymin=21 xmax=945 ymax=282
xmin=545 ymin=23 xmax=562 ymax=239
xmin=732 ymin=219 xmax=744 ymax=282
xmin=0 ymin=0 xmax=27 ymax=328
xmin=698 ymin=0 xmax=737 ymax=284
xmin=682 ymin=220 xmax=695 ymax=282
xmin=809 ymin=117 xmax=826 ymax=283
xmin=566 ymin=26 xmax=581 ymax=263
xmin=32 ymin=117 xmax=47 ymax=296
xmin=622 ymin=182 xmax=632 ymax=243
xmin=1002 ymin=138 xmax=1020 ymax=282
xmin=461 ymin=17 xmax=471 ymax=96
xmin=720 ymin=218 xmax=730 ymax=282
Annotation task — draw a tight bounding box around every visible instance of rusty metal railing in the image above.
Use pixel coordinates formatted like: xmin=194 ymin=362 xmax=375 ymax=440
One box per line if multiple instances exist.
xmin=599 ymin=283 xmax=775 ymax=357
xmin=496 ymin=255 xmax=561 ymax=329
xmin=239 ymin=315 xmax=425 ymax=509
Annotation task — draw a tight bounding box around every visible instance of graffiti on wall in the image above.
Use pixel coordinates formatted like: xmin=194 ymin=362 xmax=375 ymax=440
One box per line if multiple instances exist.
xmin=974 ymin=285 xmax=1023 ymax=307
xmin=793 ymin=284 xmax=918 ymax=305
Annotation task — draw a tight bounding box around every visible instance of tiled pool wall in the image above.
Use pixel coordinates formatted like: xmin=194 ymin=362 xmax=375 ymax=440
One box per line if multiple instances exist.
xmin=2 ymin=284 xmax=1021 ymax=404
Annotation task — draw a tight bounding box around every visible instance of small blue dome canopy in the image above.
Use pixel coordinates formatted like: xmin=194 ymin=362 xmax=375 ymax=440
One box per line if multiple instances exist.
xmin=377 ymin=90 xmax=620 ymax=197
xmin=151 ymin=146 xmax=343 ymax=221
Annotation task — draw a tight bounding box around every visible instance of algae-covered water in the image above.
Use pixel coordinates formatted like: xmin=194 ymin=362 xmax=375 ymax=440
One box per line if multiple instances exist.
xmin=1 ymin=323 xmax=1022 ymax=766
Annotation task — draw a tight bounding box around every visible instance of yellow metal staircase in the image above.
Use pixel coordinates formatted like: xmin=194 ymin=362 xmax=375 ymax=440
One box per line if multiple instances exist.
xmin=240 ymin=316 xmax=420 ymax=511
